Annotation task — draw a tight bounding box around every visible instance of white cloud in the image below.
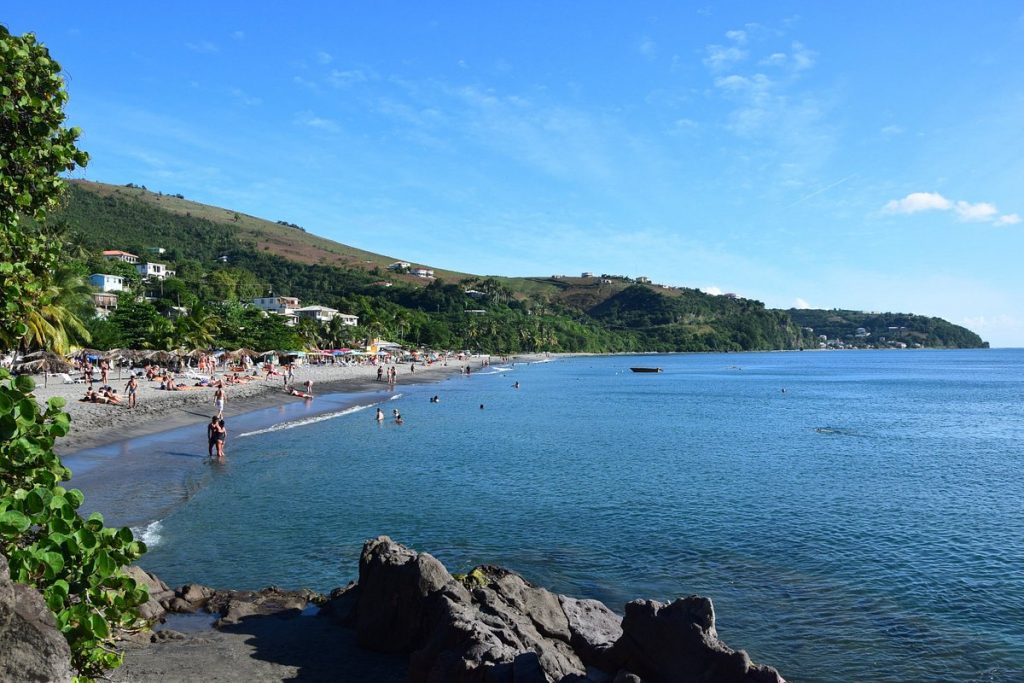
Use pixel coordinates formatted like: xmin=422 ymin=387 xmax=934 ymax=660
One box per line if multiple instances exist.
xmin=328 ymin=69 xmax=369 ymax=88
xmin=316 ymin=51 xmax=333 ymax=65
xmin=954 ymin=200 xmax=998 ymax=222
xmin=231 ymin=30 xmax=245 ymax=41
xmin=881 ymin=124 xmax=904 ymax=136
xmin=294 ymin=112 xmax=340 ymax=133
xmin=639 ymin=36 xmax=657 ymax=59
xmin=794 ymin=297 xmax=811 ymax=309
xmin=882 ymin=192 xmax=1018 ymax=225
xmin=761 ymin=52 xmax=787 ymax=67
xmin=725 ymin=30 xmax=747 ymax=44
xmin=704 ymin=44 xmax=747 ymax=71
xmin=702 ymin=286 xmax=723 ymax=296
xmin=882 ymin=192 xmax=952 ymax=214
xmin=229 ymin=87 xmax=261 ymax=106
xmin=185 ymin=40 xmax=218 ymax=54
xmin=790 ymin=42 xmax=816 ymax=71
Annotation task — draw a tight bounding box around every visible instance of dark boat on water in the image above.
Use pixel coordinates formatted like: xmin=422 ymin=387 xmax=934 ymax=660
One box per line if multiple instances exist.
xmin=630 ymin=367 xmax=662 ymax=373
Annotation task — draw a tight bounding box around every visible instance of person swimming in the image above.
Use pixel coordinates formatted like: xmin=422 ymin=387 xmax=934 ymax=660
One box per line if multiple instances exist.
xmin=375 ymin=408 xmax=384 ymax=422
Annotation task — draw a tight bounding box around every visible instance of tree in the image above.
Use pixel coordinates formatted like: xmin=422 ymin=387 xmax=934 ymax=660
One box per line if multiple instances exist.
xmin=0 ymin=26 xmax=89 ymax=350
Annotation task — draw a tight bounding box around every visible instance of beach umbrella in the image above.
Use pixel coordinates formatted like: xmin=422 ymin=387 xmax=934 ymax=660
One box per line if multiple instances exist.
xmin=12 ymin=352 xmax=71 ymax=385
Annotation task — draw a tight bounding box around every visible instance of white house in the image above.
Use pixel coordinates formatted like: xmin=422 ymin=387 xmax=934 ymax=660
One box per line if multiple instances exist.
xmin=294 ymin=305 xmax=339 ymax=323
xmin=411 ymin=268 xmax=434 ymax=278
xmin=89 ymin=273 xmax=125 ymax=292
xmin=387 ymin=261 xmax=411 ymax=271
xmin=581 ymin=272 xmax=594 ymax=278
xmin=136 ymin=262 xmax=173 ymax=280
xmin=636 ymin=276 xmax=651 ymax=284
xmin=102 ymin=250 xmax=139 ymax=264
xmin=338 ymin=313 xmax=359 ymax=326
xmin=251 ymin=296 xmax=300 ymax=315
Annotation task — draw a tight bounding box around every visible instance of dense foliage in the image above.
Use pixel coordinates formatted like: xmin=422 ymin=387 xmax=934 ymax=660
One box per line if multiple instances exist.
xmin=1 ymin=27 xmax=147 ymax=681
xmin=0 ymin=372 xmax=149 ymax=679
xmin=788 ymin=309 xmax=987 ymax=349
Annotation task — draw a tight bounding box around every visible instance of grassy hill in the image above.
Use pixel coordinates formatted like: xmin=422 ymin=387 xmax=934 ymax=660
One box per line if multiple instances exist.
xmin=49 ymin=180 xmax=986 ymax=352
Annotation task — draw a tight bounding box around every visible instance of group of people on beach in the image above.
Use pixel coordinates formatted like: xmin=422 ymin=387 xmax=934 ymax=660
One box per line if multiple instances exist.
xmin=376 ymin=365 xmax=399 ymax=385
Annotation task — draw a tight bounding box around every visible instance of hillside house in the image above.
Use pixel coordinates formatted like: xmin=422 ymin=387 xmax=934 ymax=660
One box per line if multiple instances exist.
xmin=136 ymin=262 xmax=174 ymax=280
xmin=387 ymin=261 xmax=411 ymax=271
xmin=102 ymin=250 xmax=139 ymax=264
xmin=411 ymin=268 xmax=434 ymax=278
xmin=636 ymin=276 xmax=651 ymax=284
xmin=251 ymin=296 xmax=300 ymax=315
xmin=89 ymin=274 xmax=125 ymax=292
xmin=295 ymin=305 xmax=339 ymax=323
xmin=581 ymin=272 xmax=594 ymax=278
xmin=91 ymin=292 xmax=118 ymax=318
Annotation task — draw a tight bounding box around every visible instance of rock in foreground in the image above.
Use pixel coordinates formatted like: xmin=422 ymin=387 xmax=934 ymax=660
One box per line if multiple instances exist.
xmin=323 ymin=535 xmax=785 ymax=683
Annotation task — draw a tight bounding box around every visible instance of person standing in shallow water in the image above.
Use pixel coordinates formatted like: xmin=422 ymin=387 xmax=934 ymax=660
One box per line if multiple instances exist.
xmin=207 ymin=416 xmax=219 ymax=457
xmin=216 ymin=418 xmax=227 ymax=458
xmin=375 ymin=407 xmax=384 ymax=423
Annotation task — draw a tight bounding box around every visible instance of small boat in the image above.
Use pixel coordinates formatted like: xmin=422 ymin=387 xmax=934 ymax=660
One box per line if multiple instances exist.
xmin=629 ymin=367 xmax=662 ymax=373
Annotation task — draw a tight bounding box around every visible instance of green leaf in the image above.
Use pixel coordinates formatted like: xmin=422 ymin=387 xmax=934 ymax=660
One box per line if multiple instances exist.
xmin=14 ymin=374 xmax=34 ymax=393
xmin=0 ymin=509 xmax=31 ymax=533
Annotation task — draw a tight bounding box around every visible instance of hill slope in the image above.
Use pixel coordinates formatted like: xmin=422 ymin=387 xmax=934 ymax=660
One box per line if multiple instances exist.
xmin=50 ymin=180 xmax=986 ymax=352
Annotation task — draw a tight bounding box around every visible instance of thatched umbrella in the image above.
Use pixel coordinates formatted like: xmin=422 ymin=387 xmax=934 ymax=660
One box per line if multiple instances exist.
xmin=12 ymin=352 xmax=71 ymax=386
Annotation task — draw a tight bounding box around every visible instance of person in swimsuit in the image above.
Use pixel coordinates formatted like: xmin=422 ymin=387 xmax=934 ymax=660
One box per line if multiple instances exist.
xmin=125 ymin=376 xmax=138 ymax=409
xmin=216 ymin=419 xmax=226 ymax=458
xmin=207 ymin=416 xmax=219 ymax=457
xmin=375 ymin=408 xmax=384 ymax=423
xmin=214 ymin=386 xmax=226 ymax=417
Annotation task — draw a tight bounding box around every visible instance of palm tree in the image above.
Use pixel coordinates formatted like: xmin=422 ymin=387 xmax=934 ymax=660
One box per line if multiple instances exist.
xmin=21 ymin=264 xmax=93 ymax=354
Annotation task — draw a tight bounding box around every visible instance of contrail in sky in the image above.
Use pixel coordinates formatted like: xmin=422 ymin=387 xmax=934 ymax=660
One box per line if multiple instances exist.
xmin=786 ymin=173 xmax=858 ymax=208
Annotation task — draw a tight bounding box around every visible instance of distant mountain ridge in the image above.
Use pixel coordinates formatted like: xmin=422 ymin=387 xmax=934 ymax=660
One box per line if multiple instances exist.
xmin=53 ymin=180 xmax=987 ymax=351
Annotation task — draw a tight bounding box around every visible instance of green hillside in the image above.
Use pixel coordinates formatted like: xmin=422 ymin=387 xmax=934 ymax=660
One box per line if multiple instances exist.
xmin=41 ymin=180 xmax=987 ymax=353
xmin=788 ymin=309 xmax=987 ymax=349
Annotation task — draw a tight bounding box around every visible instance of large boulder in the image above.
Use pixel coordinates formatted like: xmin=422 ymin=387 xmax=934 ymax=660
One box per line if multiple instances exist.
xmin=612 ymin=597 xmax=785 ymax=683
xmin=348 ymin=537 xmax=785 ymax=683
xmin=0 ymin=552 xmax=74 ymax=682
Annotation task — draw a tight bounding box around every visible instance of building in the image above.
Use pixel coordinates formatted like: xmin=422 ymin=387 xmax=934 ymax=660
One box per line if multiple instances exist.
xmin=387 ymin=261 xmax=411 ymax=271
xmin=338 ymin=313 xmax=359 ymax=326
xmin=91 ymin=292 xmax=118 ymax=318
xmin=636 ymin=276 xmax=651 ymax=284
xmin=465 ymin=289 xmax=486 ymax=298
xmin=581 ymin=272 xmax=594 ymax=278
xmin=251 ymin=296 xmax=300 ymax=314
xmin=102 ymin=250 xmax=139 ymax=264
xmin=136 ymin=262 xmax=174 ymax=280
xmin=88 ymin=273 xmax=125 ymax=292
xmin=410 ymin=267 xmax=434 ymax=278
xmin=294 ymin=305 xmax=339 ymax=323
xmin=146 ymin=246 xmax=167 ymax=255
xmin=371 ymin=281 xmax=393 ymax=287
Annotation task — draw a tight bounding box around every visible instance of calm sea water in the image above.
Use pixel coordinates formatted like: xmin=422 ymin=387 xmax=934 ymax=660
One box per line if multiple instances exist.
xmin=69 ymin=350 xmax=1024 ymax=682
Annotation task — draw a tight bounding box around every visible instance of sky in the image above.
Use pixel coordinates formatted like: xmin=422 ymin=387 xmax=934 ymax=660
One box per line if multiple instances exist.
xmin=7 ymin=3 xmax=1024 ymax=345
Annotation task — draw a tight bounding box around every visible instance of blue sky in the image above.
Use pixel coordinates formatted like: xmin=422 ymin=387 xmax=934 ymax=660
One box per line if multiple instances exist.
xmin=7 ymin=3 xmax=1024 ymax=345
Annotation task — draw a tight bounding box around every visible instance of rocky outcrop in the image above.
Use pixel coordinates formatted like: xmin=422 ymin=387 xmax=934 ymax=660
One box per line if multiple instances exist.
xmin=323 ymin=536 xmax=785 ymax=683
xmin=0 ymin=552 xmax=74 ymax=683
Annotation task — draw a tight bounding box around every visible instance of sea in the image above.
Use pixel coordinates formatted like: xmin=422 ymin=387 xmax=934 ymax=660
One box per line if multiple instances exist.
xmin=65 ymin=349 xmax=1024 ymax=683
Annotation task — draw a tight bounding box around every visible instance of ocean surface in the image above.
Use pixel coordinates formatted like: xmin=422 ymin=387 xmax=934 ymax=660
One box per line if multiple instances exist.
xmin=67 ymin=350 xmax=1024 ymax=682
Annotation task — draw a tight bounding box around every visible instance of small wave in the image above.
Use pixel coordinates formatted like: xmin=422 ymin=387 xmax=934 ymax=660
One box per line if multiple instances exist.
xmin=238 ymin=402 xmax=380 ymax=438
xmin=132 ymin=520 xmax=163 ymax=548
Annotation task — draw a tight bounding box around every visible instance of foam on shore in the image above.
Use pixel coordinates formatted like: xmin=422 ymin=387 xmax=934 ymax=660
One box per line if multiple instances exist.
xmin=237 ymin=395 xmax=403 ymax=438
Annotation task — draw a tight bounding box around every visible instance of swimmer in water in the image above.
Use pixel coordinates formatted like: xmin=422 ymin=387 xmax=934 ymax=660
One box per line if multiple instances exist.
xmin=513 ymin=381 xmax=520 ymax=389
xmin=376 ymin=408 xmax=384 ymax=422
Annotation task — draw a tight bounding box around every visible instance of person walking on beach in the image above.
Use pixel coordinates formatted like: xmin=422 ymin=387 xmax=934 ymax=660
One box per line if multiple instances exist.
xmin=207 ymin=415 xmax=219 ymax=457
xmin=214 ymin=385 xmax=226 ymax=417
xmin=304 ymin=378 xmax=313 ymax=396
xmin=125 ymin=376 xmax=138 ymax=409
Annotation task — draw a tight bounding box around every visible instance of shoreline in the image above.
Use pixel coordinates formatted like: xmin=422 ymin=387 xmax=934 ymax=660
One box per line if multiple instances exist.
xmin=29 ymin=355 xmax=548 ymax=457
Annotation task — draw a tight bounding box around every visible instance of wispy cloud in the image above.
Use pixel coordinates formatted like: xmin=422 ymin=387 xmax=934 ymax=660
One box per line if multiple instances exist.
xmin=316 ymin=51 xmax=333 ymax=65
xmin=794 ymin=297 xmax=812 ymax=309
xmin=882 ymin=192 xmax=1018 ymax=225
xmin=327 ymin=68 xmax=370 ymax=88
xmin=638 ymin=36 xmax=657 ymax=60
xmin=185 ymin=40 xmax=218 ymax=54
xmin=294 ymin=111 xmax=341 ymax=134
xmin=229 ymin=87 xmax=262 ymax=107
xmin=881 ymin=124 xmax=904 ymax=136
xmin=231 ymin=30 xmax=245 ymax=41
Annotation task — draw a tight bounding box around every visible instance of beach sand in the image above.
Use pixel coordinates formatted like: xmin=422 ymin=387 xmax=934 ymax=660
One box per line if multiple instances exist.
xmin=28 ymin=357 xmax=518 ymax=456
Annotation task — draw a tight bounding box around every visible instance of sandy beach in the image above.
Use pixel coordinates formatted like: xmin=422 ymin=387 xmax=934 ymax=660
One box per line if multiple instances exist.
xmin=28 ymin=356 xmax=528 ymax=456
